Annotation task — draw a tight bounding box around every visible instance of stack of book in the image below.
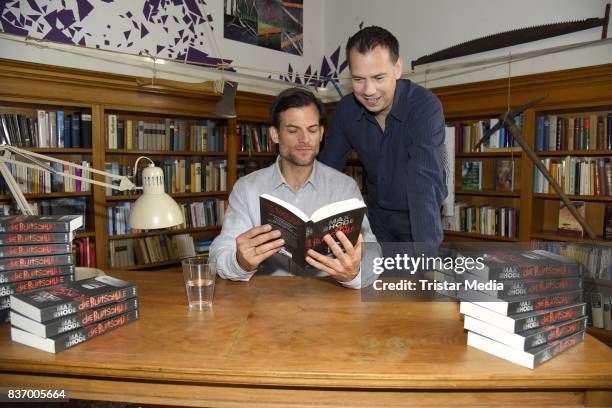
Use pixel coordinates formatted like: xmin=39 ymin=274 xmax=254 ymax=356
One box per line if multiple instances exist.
xmin=9 ymin=275 xmax=138 ymax=353
xmin=0 ymin=215 xmax=83 ymax=324
xmin=458 ymin=249 xmax=587 ymax=369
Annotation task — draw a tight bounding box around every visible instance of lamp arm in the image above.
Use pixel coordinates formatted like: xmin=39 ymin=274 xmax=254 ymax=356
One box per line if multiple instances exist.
xmin=0 ymin=145 xmax=137 ymax=215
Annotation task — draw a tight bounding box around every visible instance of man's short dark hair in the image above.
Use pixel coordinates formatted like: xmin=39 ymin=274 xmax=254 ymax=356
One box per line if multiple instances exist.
xmin=270 ymin=87 xmax=325 ymax=128
xmin=346 ymin=26 xmax=399 ymax=66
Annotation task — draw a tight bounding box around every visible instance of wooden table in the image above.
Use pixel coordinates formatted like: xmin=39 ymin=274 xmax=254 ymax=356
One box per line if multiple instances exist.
xmin=0 ymin=271 xmax=611 ymax=407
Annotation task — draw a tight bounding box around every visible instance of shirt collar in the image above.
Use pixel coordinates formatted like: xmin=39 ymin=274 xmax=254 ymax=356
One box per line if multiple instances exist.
xmin=355 ymin=79 xmax=409 ymax=123
xmin=272 ymin=156 xmax=319 ymax=192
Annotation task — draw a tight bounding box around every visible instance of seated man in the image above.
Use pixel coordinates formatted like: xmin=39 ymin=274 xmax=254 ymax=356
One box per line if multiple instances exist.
xmin=209 ymin=88 xmax=379 ymax=289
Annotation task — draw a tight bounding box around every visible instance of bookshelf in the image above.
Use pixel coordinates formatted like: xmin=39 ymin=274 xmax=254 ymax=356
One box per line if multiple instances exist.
xmin=0 ymin=58 xmax=274 ymax=271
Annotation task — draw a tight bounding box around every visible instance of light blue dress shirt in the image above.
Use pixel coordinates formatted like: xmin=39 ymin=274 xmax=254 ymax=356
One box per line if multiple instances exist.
xmin=209 ymin=157 xmax=380 ymax=289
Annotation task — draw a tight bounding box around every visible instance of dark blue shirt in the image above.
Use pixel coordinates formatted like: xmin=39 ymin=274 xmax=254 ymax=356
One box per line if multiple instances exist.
xmin=318 ymin=79 xmax=447 ymax=243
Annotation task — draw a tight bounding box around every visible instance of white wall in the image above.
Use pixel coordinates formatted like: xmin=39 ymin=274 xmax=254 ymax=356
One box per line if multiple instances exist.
xmin=0 ymin=0 xmax=610 ymax=97
xmin=324 ymin=0 xmax=612 ymax=91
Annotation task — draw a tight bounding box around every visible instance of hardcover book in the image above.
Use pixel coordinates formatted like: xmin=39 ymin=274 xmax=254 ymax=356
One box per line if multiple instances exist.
xmin=494 ymin=159 xmax=515 ymax=191
xmin=0 ymin=274 xmax=74 ymax=297
xmin=604 ymin=203 xmax=612 ymax=240
xmin=467 ymin=330 xmax=585 ymax=369
xmin=259 ymin=194 xmax=366 ymax=267
xmin=0 ymin=215 xmax=83 ymax=233
xmin=0 ymin=254 xmax=73 ymax=271
xmin=10 ymin=275 xmax=137 ymax=322
xmin=10 ymin=297 xmax=139 ymax=338
xmin=464 ymin=315 xmax=587 ymax=351
xmin=0 ymin=243 xmax=72 ymax=258
xmin=464 ymin=290 xmax=583 ymax=316
xmin=0 ymin=232 xmax=74 ymax=245
xmin=10 ymin=309 xmax=139 ymax=353
xmin=466 ymin=249 xmax=582 ymax=281
xmin=460 ymin=302 xmax=586 ymax=333
xmin=0 ymin=265 xmax=74 ymax=284
xmin=461 ymin=161 xmax=482 ymax=190
xmin=558 ymin=201 xmax=586 ymax=237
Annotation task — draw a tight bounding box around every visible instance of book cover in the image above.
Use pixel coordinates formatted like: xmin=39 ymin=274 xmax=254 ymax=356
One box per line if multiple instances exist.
xmin=11 ymin=297 xmax=139 ymax=338
xmin=494 ymin=159 xmax=515 ymax=191
xmin=0 ymin=254 xmax=72 ymax=272
xmin=0 ymin=243 xmax=72 ymax=258
xmin=0 ymin=274 xmax=74 ymax=297
xmin=0 ymin=232 xmax=74 ymax=245
xmin=461 ymin=161 xmax=482 ymax=190
xmin=0 ymin=296 xmax=10 ymax=311
xmin=10 ymin=309 xmax=139 ymax=353
xmin=460 ymin=302 xmax=586 ymax=333
xmin=10 ymin=275 xmax=137 ymax=322
xmin=558 ymin=201 xmax=586 ymax=237
xmin=464 ymin=290 xmax=583 ymax=316
xmin=0 ymin=265 xmax=74 ymax=284
xmin=464 ymin=315 xmax=587 ymax=351
xmin=465 ymin=249 xmax=582 ymax=281
xmin=467 ymin=330 xmax=585 ymax=369
xmin=259 ymin=194 xmax=366 ymax=267
xmin=0 ymin=215 xmax=83 ymax=233
xmin=604 ymin=203 xmax=612 ymax=240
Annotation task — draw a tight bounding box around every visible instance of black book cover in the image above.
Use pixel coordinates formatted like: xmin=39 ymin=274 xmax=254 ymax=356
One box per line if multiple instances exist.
xmin=71 ymin=111 xmax=81 ymax=148
xmin=63 ymin=114 xmax=71 ymax=148
xmin=0 ymin=232 xmax=73 ymax=245
xmin=0 ymin=265 xmax=74 ymax=284
xmin=10 ymin=275 xmax=137 ymax=322
xmin=11 ymin=297 xmax=139 ymax=338
xmin=11 ymin=309 xmax=139 ymax=353
xmin=0 ymin=215 xmax=83 ymax=233
xmin=469 ymin=277 xmax=582 ymax=299
xmin=0 ymin=295 xmax=9 ymax=311
xmin=81 ymin=113 xmax=92 ymax=148
xmin=0 ymin=308 xmax=8 ymax=325
xmin=0 ymin=253 xmax=72 ymax=271
xmin=259 ymin=194 xmax=366 ymax=267
xmin=467 ymin=249 xmax=582 ymax=280
xmin=0 ymin=274 xmax=74 ymax=297
xmin=0 ymin=243 xmax=72 ymax=258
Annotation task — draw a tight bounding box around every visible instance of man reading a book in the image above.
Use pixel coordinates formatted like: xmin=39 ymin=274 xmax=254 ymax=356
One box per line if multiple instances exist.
xmin=209 ymin=88 xmax=379 ymax=289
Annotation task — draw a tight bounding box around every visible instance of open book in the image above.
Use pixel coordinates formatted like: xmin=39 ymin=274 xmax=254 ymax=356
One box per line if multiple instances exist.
xmin=259 ymin=194 xmax=366 ymax=267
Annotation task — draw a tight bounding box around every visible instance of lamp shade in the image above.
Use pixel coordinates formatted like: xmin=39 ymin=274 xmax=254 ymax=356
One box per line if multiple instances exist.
xmin=128 ymin=164 xmax=184 ymax=229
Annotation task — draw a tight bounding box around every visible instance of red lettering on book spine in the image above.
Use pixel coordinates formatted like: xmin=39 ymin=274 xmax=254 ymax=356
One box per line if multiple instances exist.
xmin=78 ymin=289 xmax=130 ymax=310
xmin=552 ymin=336 xmax=579 ymax=355
xmin=534 ymin=294 xmax=574 ymax=310
xmin=14 ymin=276 xmax=63 ymax=292
xmin=7 ymin=256 xmax=61 ymax=268
xmin=6 ymin=234 xmax=57 ymax=244
xmin=527 ymin=279 xmax=572 ymax=293
xmin=87 ymin=314 xmax=129 ymax=337
xmin=7 ymin=222 xmax=59 ymax=232
xmin=6 ymin=245 xmax=64 ymax=256
xmin=80 ymin=302 xmax=128 ymax=325
xmin=8 ymin=266 xmax=67 ymax=282
xmin=547 ymin=322 xmax=579 ymax=342
xmin=540 ymin=308 xmax=577 ymax=325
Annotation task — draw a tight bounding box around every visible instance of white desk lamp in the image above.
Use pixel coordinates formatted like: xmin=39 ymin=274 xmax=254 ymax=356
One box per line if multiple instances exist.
xmin=0 ymin=145 xmax=184 ymax=229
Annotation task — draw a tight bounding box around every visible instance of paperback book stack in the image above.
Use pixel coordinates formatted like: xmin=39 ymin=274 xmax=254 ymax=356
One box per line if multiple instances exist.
xmin=458 ymin=249 xmax=587 ymax=369
xmin=0 ymin=214 xmax=83 ymax=325
xmin=9 ymin=275 xmax=138 ymax=353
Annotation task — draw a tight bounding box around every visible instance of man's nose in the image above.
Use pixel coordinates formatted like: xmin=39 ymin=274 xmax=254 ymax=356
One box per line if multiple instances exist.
xmin=363 ymin=79 xmax=376 ymax=96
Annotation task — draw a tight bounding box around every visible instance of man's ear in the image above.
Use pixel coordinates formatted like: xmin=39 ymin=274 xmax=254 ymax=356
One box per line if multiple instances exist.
xmin=269 ymin=126 xmax=280 ymax=144
xmin=394 ymin=57 xmax=404 ymax=80
xmin=319 ymin=125 xmax=324 ymax=142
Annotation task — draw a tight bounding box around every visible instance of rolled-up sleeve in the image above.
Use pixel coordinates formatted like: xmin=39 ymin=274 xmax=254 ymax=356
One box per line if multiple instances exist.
xmin=209 ymin=179 xmax=257 ymax=282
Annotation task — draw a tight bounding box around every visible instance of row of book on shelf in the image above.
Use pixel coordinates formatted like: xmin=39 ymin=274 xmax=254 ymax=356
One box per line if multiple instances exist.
xmin=533 ymin=157 xmax=611 ymax=196
xmin=446 ymin=115 xmax=522 ymax=153
xmin=107 ymin=198 xmax=226 ymax=236
xmin=237 ymin=123 xmax=274 ymax=153
xmin=0 ymin=159 xmax=92 ymax=194
xmin=0 ymin=214 xmax=138 ymax=353
xmin=0 ymin=111 xmax=92 ymax=149
xmin=443 ymin=204 xmax=519 ymax=238
xmin=108 ymin=234 xmax=212 ymax=269
xmin=535 ymin=113 xmax=612 ymax=152
xmin=461 ymin=160 xmax=517 ymax=192
xmin=105 ymin=115 xmax=226 ymax=152
xmin=105 ymin=159 xmax=227 ymax=195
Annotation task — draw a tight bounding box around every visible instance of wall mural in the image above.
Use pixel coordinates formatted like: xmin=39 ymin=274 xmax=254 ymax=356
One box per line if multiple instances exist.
xmin=224 ymin=0 xmax=303 ymax=56
xmin=0 ymin=0 xmax=231 ymax=68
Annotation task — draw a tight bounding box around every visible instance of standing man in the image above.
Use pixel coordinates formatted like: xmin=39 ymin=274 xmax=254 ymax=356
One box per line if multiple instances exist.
xmin=209 ymin=88 xmax=379 ymax=289
xmin=319 ymin=26 xmax=446 ymax=245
